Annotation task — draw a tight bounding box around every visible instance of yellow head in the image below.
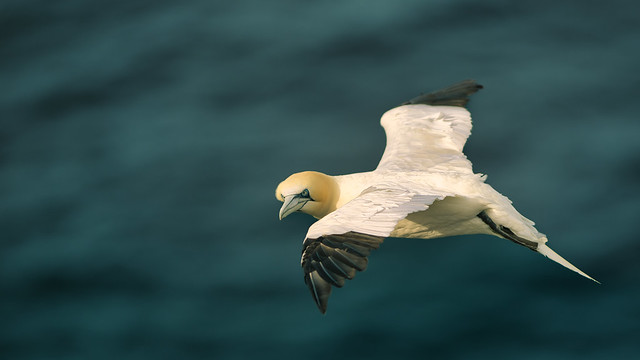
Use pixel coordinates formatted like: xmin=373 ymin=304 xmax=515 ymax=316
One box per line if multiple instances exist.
xmin=275 ymin=171 xmax=339 ymax=220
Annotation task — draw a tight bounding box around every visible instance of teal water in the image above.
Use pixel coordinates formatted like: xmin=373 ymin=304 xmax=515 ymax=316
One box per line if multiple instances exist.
xmin=2 ymin=0 xmax=639 ymax=359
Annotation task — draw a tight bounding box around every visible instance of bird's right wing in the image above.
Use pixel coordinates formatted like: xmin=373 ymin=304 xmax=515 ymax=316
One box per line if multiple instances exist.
xmin=376 ymin=80 xmax=482 ymax=173
xmin=300 ymin=185 xmax=450 ymax=313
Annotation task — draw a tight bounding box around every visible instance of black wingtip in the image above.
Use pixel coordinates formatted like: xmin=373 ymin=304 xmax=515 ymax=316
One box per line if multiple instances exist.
xmin=401 ymin=79 xmax=483 ymax=108
xmin=305 ymin=271 xmax=331 ymax=314
xmin=301 ymin=232 xmax=385 ymax=314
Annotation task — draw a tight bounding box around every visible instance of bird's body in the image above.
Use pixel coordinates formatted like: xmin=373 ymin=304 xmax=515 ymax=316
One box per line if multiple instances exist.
xmin=276 ymin=80 xmax=597 ymax=314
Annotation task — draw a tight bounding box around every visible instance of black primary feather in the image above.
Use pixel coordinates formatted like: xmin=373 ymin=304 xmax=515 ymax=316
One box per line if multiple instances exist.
xmin=301 ymin=232 xmax=384 ymax=314
xmin=401 ymin=79 xmax=483 ymax=108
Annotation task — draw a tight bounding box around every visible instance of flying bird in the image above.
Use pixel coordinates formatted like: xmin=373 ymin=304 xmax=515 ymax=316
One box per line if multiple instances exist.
xmin=275 ymin=80 xmax=597 ymax=314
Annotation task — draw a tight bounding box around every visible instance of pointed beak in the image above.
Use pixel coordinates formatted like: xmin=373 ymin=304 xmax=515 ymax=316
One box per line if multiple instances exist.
xmin=279 ymin=194 xmax=309 ymax=220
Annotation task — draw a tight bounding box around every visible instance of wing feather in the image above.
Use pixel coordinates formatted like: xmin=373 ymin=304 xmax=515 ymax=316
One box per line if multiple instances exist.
xmin=301 ymin=232 xmax=383 ymax=313
xmin=306 ymin=186 xmax=447 ymax=239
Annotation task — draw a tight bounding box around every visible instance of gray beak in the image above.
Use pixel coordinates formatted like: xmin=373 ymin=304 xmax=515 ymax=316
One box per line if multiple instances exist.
xmin=279 ymin=194 xmax=309 ymax=220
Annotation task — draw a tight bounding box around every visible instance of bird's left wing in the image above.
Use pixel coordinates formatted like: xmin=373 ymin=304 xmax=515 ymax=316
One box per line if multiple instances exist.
xmin=301 ymin=186 xmax=449 ymax=313
xmin=376 ymin=80 xmax=482 ymax=173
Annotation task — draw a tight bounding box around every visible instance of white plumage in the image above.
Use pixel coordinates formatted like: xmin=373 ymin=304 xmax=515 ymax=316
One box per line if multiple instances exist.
xmin=275 ymin=80 xmax=597 ymax=314
xmin=377 ymin=105 xmax=474 ymax=173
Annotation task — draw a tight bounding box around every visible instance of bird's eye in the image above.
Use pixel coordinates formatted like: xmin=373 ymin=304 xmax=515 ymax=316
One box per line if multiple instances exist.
xmin=300 ymin=189 xmax=310 ymax=198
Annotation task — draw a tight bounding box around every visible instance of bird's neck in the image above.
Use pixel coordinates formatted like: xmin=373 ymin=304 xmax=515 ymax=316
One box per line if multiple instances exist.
xmin=332 ymin=172 xmax=375 ymax=210
xmin=304 ymin=174 xmax=340 ymax=219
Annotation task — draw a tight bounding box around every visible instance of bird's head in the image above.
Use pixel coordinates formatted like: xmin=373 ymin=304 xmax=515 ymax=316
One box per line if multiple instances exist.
xmin=275 ymin=171 xmax=339 ymax=220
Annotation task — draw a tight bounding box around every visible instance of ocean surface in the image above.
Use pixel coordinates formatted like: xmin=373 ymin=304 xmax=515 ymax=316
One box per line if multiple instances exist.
xmin=2 ymin=0 xmax=639 ymax=359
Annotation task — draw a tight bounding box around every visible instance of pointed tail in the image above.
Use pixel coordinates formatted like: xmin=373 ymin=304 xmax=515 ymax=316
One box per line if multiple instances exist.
xmin=537 ymin=244 xmax=599 ymax=284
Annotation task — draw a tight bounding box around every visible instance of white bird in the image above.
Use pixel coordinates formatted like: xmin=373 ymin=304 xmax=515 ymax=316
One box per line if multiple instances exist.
xmin=275 ymin=80 xmax=597 ymax=314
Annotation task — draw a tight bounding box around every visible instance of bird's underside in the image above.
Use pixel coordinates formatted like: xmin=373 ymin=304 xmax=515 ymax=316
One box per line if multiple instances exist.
xmin=277 ymin=80 xmax=597 ymax=314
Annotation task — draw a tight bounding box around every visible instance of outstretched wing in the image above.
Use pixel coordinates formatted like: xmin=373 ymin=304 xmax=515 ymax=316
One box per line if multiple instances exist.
xmin=300 ymin=186 xmax=447 ymax=313
xmin=301 ymin=232 xmax=384 ymax=314
xmin=376 ymin=80 xmax=482 ymax=173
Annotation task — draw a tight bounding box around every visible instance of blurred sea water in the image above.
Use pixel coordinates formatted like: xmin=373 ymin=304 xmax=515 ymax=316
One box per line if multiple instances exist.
xmin=2 ymin=0 xmax=640 ymax=359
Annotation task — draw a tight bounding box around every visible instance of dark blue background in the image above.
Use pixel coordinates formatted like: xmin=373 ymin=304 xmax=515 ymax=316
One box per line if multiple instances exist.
xmin=2 ymin=0 xmax=639 ymax=359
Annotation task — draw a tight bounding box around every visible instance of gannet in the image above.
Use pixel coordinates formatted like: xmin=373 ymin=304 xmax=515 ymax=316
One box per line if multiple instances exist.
xmin=276 ymin=80 xmax=597 ymax=314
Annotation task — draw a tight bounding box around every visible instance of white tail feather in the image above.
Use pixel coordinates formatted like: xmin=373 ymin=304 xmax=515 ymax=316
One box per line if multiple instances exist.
xmin=537 ymin=244 xmax=599 ymax=284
